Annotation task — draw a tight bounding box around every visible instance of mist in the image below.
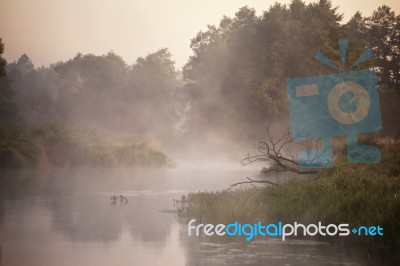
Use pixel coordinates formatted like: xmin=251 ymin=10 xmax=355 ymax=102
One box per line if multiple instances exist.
xmin=1 ymin=1 xmax=400 ymax=265
xmin=4 ymin=2 xmax=400 ymax=167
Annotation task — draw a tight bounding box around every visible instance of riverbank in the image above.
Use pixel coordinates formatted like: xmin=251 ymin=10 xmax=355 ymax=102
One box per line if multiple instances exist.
xmin=0 ymin=122 xmax=175 ymax=168
xmin=177 ymin=142 xmax=400 ymax=263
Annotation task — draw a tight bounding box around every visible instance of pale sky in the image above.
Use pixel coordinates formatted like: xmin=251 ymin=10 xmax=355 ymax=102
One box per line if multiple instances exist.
xmin=0 ymin=0 xmax=399 ymax=69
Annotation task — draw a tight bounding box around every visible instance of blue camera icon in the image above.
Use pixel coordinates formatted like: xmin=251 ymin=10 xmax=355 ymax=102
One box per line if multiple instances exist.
xmin=286 ymin=40 xmax=382 ymax=168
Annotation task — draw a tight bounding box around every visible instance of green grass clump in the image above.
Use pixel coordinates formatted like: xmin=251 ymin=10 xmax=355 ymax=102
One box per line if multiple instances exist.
xmin=263 ymin=168 xmax=400 ymax=258
xmin=177 ymin=142 xmax=400 ymax=261
xmin=177 ymin=188 xmax=267 ymax=225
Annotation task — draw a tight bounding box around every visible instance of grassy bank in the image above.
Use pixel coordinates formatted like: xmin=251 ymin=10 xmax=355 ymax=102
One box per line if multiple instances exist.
xmin=177 ymin=142 xmax=400 ymax=261
xmin=0 ymin=122 xmax=175 ymax=168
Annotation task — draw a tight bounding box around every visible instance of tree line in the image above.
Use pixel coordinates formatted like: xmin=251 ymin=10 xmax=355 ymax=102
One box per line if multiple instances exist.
xmin=0 ymin=0 xmax=399 ymax=166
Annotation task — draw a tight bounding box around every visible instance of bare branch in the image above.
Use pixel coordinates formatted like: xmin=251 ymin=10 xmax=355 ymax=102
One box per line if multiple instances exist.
xmin=229 ymin=177 xmax=279 ymax=189
xmin=241 ymin=124 xmax=319 ymax=175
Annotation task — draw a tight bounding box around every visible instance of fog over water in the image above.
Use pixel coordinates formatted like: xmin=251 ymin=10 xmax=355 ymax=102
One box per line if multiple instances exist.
xmin=0 ymin=168 xmax=370 ymax=266
xmin=1 ymin=0 xmax=400 ymax=265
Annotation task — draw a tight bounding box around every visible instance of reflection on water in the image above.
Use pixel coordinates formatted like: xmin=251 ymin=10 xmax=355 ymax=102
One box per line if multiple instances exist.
xmin=182 ymin=238 xmax=366 ymax=266
xmin=0 ymin=168 xmax=371 ymax=266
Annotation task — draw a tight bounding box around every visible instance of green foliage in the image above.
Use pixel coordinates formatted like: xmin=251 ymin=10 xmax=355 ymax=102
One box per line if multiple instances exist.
xmin=7 ymin=49 xmax=184 ymax=144
xmin=4 ymin=2 xmax=400 ymax=144
xmin=182 ymin=2 xmax=346 ymax=141
xmin=0 ymin=40 xmax=176 ymax=169
xmin=0 ymin=39 xmax=7 ymax=78
xmin=377 ymin=84 xmax=400 ymax=138
xmin=364 ymin=6 xmax=400 ymax=88
xmin=0 ymin=39 xmax=19 ymax=124
xmin=0 ymin=123 xmax=47 ymax=167
xmin=2 ymin=1 xmax=400 ymax=164
xmin=177 ymin=142 xmax=400 ymax=260
xmin=263 ymin=145 xmax=400 ymax=258
xmin=0 ymin=123 xmax=175 ymax=168
xmin=0 ymin=78 xmax=19 ymax=123
xmin=177 ymin=188 xmax=266 ymax=225
xmin=181 ymin=2 xmax=400 ymax=142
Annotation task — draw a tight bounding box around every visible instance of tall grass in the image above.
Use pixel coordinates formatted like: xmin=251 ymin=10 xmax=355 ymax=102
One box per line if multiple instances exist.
xmin=177 ymin=142 xmax=400 ymax=261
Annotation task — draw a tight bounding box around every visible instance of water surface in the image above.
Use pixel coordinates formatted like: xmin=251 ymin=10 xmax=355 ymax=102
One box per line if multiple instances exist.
xmin=0 ymin=167 xmax=370 ymax=265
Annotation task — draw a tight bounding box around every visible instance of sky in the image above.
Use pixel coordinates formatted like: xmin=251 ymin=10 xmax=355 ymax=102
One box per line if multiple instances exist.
xmin=0 ymin=0 xmax=399 ymax=69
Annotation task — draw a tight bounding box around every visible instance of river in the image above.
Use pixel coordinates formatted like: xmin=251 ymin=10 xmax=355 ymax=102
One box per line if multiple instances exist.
xmin=0 ymin=166 xmax=370 ymax=265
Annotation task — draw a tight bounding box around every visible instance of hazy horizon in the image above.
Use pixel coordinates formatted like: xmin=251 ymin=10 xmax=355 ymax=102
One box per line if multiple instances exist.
xmin=1 ymin=0 xmax=399 ymax=69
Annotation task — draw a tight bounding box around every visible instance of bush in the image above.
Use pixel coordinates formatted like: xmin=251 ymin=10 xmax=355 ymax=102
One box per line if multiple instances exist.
xmin=0 ymin=122 xmax=175 ymax=168
xmin=177 ymin=142 xmax=400 ymax=261
xmin=0 ymin=123 xmax=48 ymax=167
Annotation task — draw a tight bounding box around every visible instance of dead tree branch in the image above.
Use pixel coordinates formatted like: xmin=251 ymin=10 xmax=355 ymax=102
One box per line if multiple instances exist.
xmin=229 ymin=177 xmax=279 ymax=189
xmin=240 ymin=125 xmax=318 ymax=175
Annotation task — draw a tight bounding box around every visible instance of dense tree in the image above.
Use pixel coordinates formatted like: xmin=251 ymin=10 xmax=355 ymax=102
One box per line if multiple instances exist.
xmin=182 ymin=0 xmax=400 ymax=143
xmin=365 ymin=6 xmax=400 ymax=88
xmin=347 ymin=5 xmax=400 ymax=89
xmin=0 ymin=39 xmax=6 ymax=78
xmin=182 ymin=0 xmax=346 ymax=144
xmin=53 ymin=51 xmax=128 ymax=126
xmin=7 ymin=49 xmax=184 ymax=143
xmin=4 ymin=0 xmax=400 ymax=152
xmin=8 ymin=53 xmax=34 ymax=77
xmin=126 ymin=48 xmax=183 ymax=141
xmin=0 ymin=38 xmax=18 ymax=123
xmin=347 ymin=6 xmax=400 ymax=136
xmin=7 ymin=54 xmax=58 ymax=124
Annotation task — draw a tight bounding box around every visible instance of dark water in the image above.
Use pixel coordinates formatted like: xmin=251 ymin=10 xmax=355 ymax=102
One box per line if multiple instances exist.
xmin=0 ymin=167 xmax=371 ymax=266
